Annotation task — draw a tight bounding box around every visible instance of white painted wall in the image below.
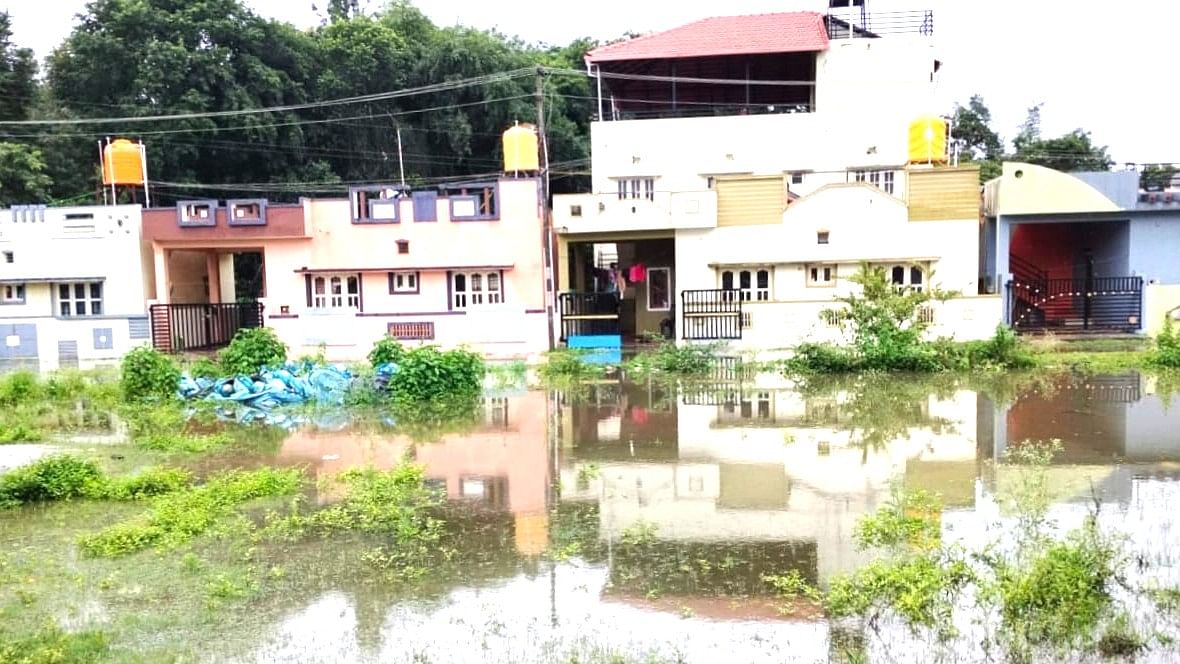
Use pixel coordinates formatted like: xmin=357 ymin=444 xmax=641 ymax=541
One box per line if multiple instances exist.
xmin=0 ymin=205 xmax=150 ymax=371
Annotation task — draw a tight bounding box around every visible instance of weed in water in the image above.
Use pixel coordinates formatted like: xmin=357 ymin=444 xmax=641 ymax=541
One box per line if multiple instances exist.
xmin=388 ymin=345 xmax=485 ymax=404
xmin=0 ymin=416 xmax=45 ymax=444
xmin=187 ymin=356 xmax=221 ymax=379
xmin=626 ymin=339 xmax=721 ymax=376
xmin=1148 ymin=317 xmax=1180 ymax=369
xmin=218 ymin=327 xmax=287 ymax=375
xmin=0 ymin=370 xmax=41 ymax=407
xmin=1096 ymin=612 xmax=1145 ymax=658
xmin=853 ymin=488 xmax=942 ymax=553
xmin=120 ymin=346 xmax=181 ymax=402
xmin=826 ymin=554 xmax=975 ymax=639
xmin=0 ymin=624 xmax=109 ymax=663
xmin=79 ymin=467 xmax=304 ymax=557
xmin=98 ymin=467 xmax=193 ymax=501
xmin=540 ymin=348 xmax=604 ymax=380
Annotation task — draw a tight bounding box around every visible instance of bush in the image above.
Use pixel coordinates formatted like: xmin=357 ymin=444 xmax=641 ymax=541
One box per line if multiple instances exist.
xmin=539 ymin=348 xmax=602 ymax=380
xmin=0 ymin=455 xmax=103 ymax=507
xmin=388 ymin=346 xmax=485 ymax=404
xmin=966 ymin=325 xmax=1037 ymax=370
xmin=188 ymin=357 xmax=221 ymax=379
xmin=0 ymin=415 xmax=45 ymax=444
xmin=784 ymin=343 xmax=861 ymax=374
xmin=626 ymin=339 xmax=719 ymax=375
xmin=120 ymin=346 xmax=181 ymax=402
xmin=1149 ymin=317 xmax=1180 ymax=369
xmin=100 ymin=467 xmax=193 ymax=501
xmin=219 ymin=327 xmax=287 ymax=375
xmin=0 ymin=370 xmax=41 ymax=406
xmin=368 ymin=336 xmax=407 ymax=367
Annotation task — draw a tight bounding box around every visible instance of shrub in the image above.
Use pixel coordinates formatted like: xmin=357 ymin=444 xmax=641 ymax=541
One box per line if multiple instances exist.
xmin=188 ymin=357 xmax=221 ymax=379
xmin=539 ymin=348 xmax=602 ymax=380
xmin=626 ymin=339 xmax=719 ymax=375
xmin=1149 ymin=317 xmax=1180 ymax=369
xmin=120 ymin=346 xmax=181 ymax=402
xmin=100 ymin=467 xmax=193 ymax=501
xmin=388 ymin=346 xmax=485 ymax=403
xmin=784 ymin=343 xmax=861 ymax=374
xmin=966 ymin=325 xmax=1037 ymax=370
xmin=0 ymin=455 xmax=103 ymax=507
xmin=0 ymin=416 xmax=45 ymax=444
xmin=368 ymin=336 xmax=406 ymax=367
xmin=0 ymin=370 xmax=41 ymax=406
xmin=219 ymin=327 xmax=287 ymax=375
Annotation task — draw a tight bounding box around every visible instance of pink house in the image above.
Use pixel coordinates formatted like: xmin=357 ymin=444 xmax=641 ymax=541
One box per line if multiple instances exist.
xmin=141 ymin=174 xmax=552 ymax=361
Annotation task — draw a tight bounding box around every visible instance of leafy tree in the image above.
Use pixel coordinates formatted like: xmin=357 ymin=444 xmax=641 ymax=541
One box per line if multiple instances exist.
xmin=1012 ymin=104 xmax=1113 ymax=173
xmin=0 ymin=142 xmax=52 ymax=206
xmin=1140 ymin=164 xmax=1177 ymax=192
xmin=0 ymin=12 xmax=37 ymax=122
xmin=950 ymin=95 xmax=1003 ymax=181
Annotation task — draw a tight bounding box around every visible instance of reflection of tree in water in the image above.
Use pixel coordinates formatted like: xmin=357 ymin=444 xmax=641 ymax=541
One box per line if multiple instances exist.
xmin=793 ymin=374 xmax=961 ymax=462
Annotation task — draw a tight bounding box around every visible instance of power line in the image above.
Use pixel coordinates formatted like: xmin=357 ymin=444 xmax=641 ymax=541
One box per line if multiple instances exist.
xmin=0 ymin=68 xmax=537 ymax=126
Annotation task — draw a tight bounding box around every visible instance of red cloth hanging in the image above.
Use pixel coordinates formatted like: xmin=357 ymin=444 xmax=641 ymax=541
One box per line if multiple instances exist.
xmin=628 ymin=263 xmax=647 ymax=283
xmin=630 ymin=406 xmax=649 ymax=425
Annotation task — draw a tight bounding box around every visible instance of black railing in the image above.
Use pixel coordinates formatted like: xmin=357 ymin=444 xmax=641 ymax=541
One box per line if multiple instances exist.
xmin=150 ymin=302 xmax=264 ymax=353
xmin=1007 ymin=277 xmax=1142 ymax=333
xmin=558 ymin=292 xmax=620 ymax=340
xmin=598 ymin=102 xmax=813 ymax=122
xmin=682 ymin=289 xmax=742 ymax=341
xmin=825 ymin=10 xmax=934 ymax=38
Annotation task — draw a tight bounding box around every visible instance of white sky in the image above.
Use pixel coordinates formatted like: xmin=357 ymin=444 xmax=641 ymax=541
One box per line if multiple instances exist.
xmin=6 ymin=0 xmax=1177 ymax=163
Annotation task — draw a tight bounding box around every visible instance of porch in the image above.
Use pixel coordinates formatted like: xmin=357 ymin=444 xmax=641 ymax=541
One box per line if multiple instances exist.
xmin=1004 ymin=221 xmax=1142 ymax=333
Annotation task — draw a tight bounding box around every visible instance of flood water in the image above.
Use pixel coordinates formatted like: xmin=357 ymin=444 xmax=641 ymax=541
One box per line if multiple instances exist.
xmin=7 ymin=371 xmax=1180 ymax=662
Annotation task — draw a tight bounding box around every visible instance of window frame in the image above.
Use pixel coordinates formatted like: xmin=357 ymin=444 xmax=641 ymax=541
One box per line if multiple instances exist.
xmin=884 ymin=263 xmax=927 ymax=293
xmin=349 ymin=186 xmax=402 ymax=224
xmin=226 ymin=199 xmax=267 ymax=226
xmin=718 ymin=268 xmax=772 ymax=302
xmin=56 ymin=281 xmax=104 ymax=317
xmin=177 ymin=200 xmax=217 ymax=227
xmin=451 ymin=270 xmax=505 ymax=310
xmin=850 ymin=168 xmax=897 ymax=195
xmin=646 ymin=267 xmax=671 ymax=312
xmin=1 ymin=283 xmax=26 ymax=305
xmin=444 ymin=182 xmax=499 ymax=221
xmin=806 ymin=264 xmax=837 ymax=288
xmin=614 ymin=177 xmax=656 ymax=201
xmin=388 ymin=271 xmax=420 ymax=295
xmin=310 ymin=273 xmax=361 ymax=311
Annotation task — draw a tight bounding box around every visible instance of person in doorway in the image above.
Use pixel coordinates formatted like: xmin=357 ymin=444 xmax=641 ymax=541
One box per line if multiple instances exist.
xmin=607 ymin=262 xmax=626 ymax=312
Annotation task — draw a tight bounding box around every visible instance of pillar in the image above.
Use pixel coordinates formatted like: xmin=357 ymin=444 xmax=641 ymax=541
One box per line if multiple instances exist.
xmin=219 ymin=253 xmax=237 ymax=304
xmin=205 ymin=251 xmax=221 ymax=304
xmin=153 ymin=245 xmax=170 ymax=305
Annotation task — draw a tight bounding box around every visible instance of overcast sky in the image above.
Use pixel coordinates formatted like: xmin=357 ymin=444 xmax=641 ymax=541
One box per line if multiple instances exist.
xmin=6 ymin=0 xmax=1176 ymax=164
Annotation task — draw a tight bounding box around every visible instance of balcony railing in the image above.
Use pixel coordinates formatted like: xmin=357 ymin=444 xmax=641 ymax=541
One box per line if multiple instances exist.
xmin=825 ymin=10 xmax=935 ymax=38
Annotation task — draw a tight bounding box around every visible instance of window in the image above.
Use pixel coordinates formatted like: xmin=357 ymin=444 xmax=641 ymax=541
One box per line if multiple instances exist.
xmin=817 ymin=231 xmax=830 ymax=245
xmin=3 ymin=251 xmax=12 ymax=264
xmin=350 ymin=186 xmax=401 ymax=223
xmin=452 ymin=271 xmax=504 ymax=309
xmin=178 ymin=200 xmax=216 ymax=226
xmin=397 ymin=240 xmax=409 ymax=255
xmin=720 ymin=269 xmax=771 ymax=302
xmin=570 ymin=204 xmax=582 ymax=217
xmin=311 ymin=274 xmax=360 ymax=310
xmin=886 ymin=264 xmax=926 ymax=293
xmin=615 ymin=177 xmax=655 ymax=201
xmin=807 ymin=264 xmax=836 ymax=287
xmin=2 ymin=283 xmax=25 ymax=304
xmin=444 ymin=182 xmax=498 ymax=220
xmin=851 ymin=169 xmax=897 ymax=195
xmin=647 ymin=267 xmax=671 ymax=311
xmin=388 ymin=271 xmax=419 ymax=294
xmin=58 ymin=282 xmax=103 ymax=316
xmin=227 ymin=200 xmax=265 ymax=226
xmin=790 ymin=172 xmax=804 ymax=185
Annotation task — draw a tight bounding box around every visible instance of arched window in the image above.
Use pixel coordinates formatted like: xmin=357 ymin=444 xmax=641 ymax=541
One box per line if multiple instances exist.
xmin=910 ymin=267 xmax=924 ymax=293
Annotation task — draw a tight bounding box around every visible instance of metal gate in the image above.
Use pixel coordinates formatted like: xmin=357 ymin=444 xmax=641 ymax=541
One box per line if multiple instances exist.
xmin=557 ymin=292 xmax=619 ymax=341
xmin=150 ymin=302 xmax=264 ymax=352
xmin=1007 ymin=276 xmax=1143 ymax=333
xmin=681 ymin=289 xmax=742 ymax=341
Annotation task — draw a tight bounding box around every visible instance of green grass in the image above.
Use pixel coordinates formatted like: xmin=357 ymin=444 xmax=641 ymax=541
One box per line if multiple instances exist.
xmin=1031 ymin=350 xmax=1150 ymax=373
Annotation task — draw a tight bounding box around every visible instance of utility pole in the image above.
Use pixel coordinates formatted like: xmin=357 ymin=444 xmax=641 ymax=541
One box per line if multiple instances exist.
xmin=536 ymin=66 xmax=556 ymax=350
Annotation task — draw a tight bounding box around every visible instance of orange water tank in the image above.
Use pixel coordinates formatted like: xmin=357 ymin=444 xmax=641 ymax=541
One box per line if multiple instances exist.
xmin=102 ymin=139 xmax=145 ymax=185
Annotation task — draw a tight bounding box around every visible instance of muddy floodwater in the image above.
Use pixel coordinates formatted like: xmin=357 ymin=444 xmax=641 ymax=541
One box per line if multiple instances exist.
xmin=5 ymin=371 xmax=1180 ymax=662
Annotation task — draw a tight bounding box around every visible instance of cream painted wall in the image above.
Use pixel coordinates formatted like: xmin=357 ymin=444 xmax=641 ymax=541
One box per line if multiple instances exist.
xmin=259 ymin=179 xmax=550 ymax=361
xmin=1144 ymin=284 xmax=1180 ymax=335
xmin=0 ymin=204 xmax=149 ymax=370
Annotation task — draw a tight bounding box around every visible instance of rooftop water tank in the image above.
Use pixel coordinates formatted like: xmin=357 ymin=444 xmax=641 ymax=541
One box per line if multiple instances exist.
xmin=101 ymin=139 xmax=146 ymax=185
xmin=908 ymin=116 xmax=948 ymax=165
xmin=502 ymin=123 xmax=539 ymax=174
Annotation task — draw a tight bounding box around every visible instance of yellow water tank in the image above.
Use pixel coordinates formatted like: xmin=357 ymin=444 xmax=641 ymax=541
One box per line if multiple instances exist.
xmin=908 ymin=116 xmax=948 ymax=165
xmin=502 ymin=123 xmax=539 ymax=173
xmin=101 ymin=139 xmax=146 ymax=185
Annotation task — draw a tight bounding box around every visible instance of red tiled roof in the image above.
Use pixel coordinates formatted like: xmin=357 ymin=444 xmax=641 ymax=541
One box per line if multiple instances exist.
xmin=586 ymin=12 xmax=830 ymax=63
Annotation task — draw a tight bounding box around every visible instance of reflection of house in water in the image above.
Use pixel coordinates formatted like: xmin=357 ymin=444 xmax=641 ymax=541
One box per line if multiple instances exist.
xmin=559 ymin=378 xmax=981 ymax=584
xmin=981 ymin=372 xmax=1180 ymax=464
xmin=277 ymin=391 xmax=551 ymax=555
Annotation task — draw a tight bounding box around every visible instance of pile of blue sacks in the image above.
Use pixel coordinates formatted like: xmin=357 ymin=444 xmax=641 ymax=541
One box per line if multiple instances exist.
xmin=177 ymin=360 xmax=400 ymax=427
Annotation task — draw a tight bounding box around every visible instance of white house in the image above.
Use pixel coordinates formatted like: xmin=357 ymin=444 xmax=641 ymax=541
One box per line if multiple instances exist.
xmin=552 ymin=7 xmax=1001 ymax=349
xmin=0 ymin=204 xmax=151 ymax=371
